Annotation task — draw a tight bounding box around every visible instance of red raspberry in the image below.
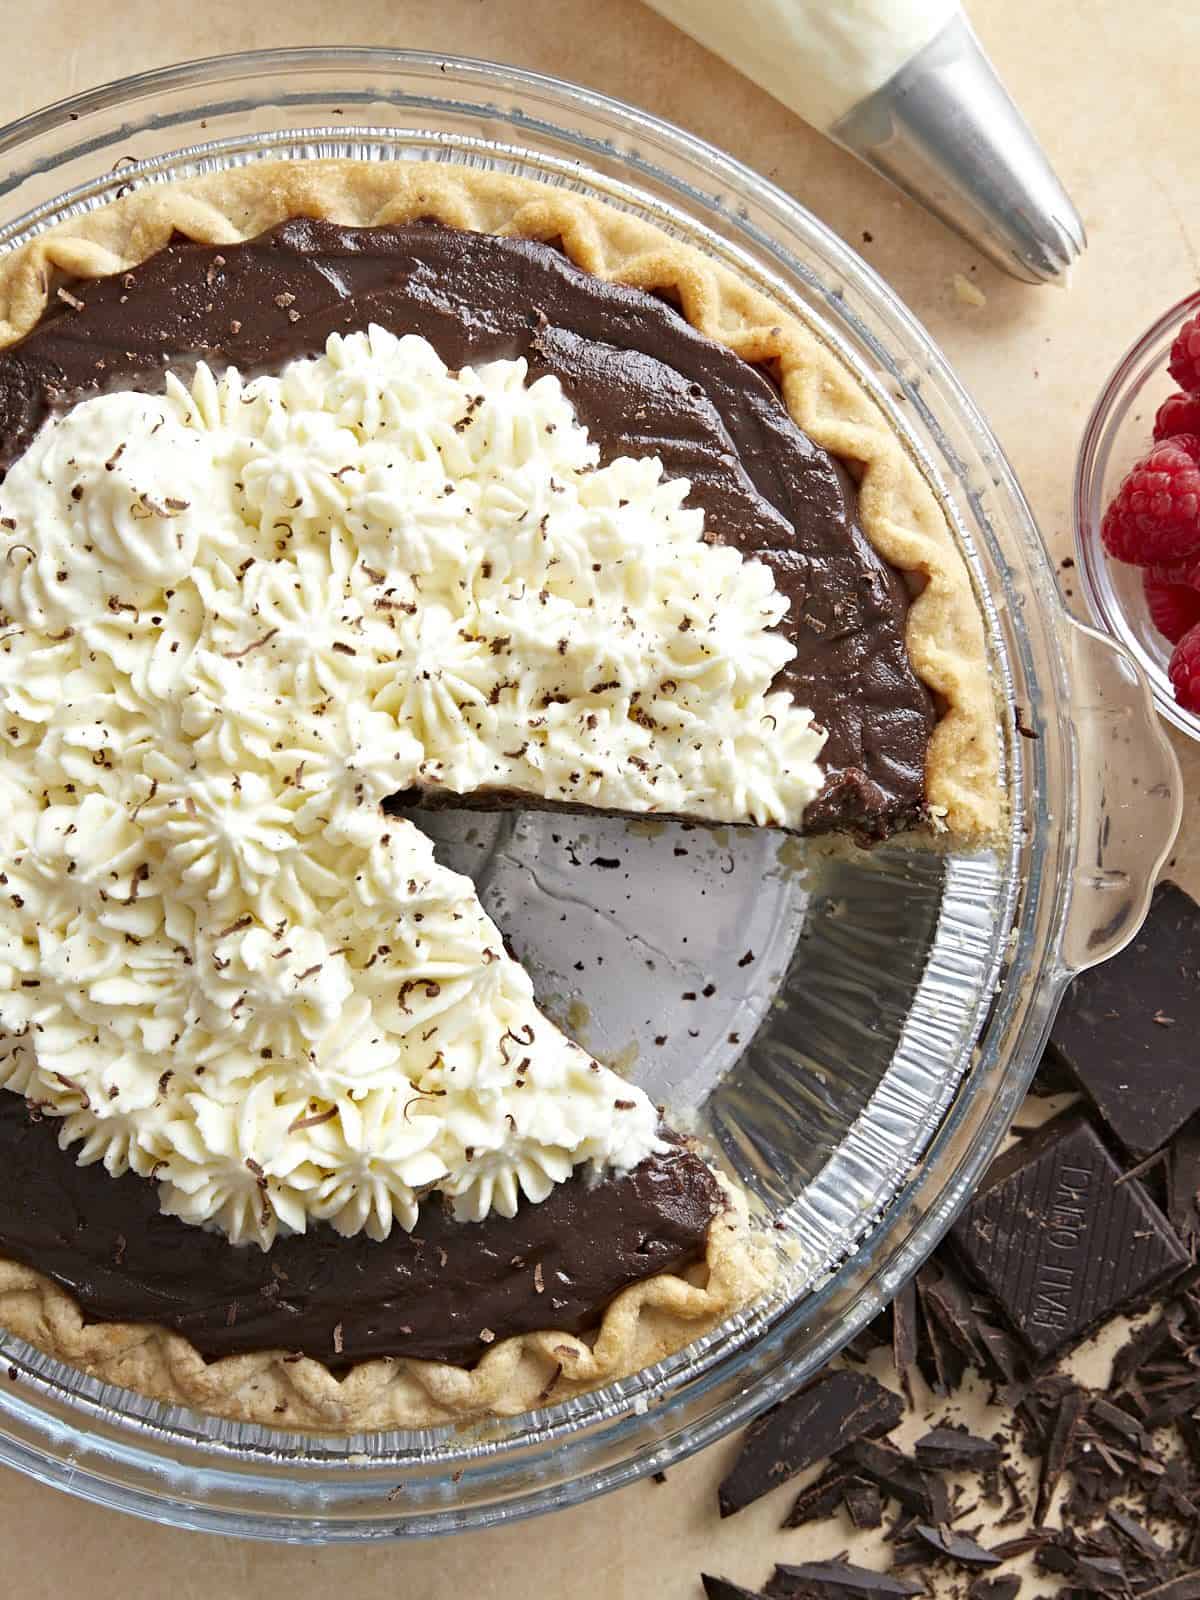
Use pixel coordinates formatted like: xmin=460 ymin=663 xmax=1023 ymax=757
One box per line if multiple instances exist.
xmin=1101 ymin=435 xmax=1200 ymax=565
xmin=1169 ymin=620 xmax=1200 ymax=712
xmin=1148 ymin=554 xmax=1200 ymax=588
xmin=1154 ymin=391 xmax=1200 ymax=440
xmin=1144 ymin=569 xmax=1200 ymax=643
xmin=1169 ymin=312 xmax=1200 ymax=393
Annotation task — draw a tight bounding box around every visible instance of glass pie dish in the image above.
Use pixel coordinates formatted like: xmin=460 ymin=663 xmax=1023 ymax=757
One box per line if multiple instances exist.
xmin=1075 ymin=291 xmax=1200 ymax=742
xmin=0 ymin=47 xmax=1181 ymax=1540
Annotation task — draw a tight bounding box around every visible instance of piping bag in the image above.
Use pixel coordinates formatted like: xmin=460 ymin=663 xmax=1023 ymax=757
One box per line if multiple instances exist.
xmin=642 ymin=0 xmax=1084 ymax=283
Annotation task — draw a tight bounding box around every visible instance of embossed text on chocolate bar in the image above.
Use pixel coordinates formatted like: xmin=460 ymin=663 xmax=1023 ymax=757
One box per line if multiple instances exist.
xmin=951 ymin=1116 xmax=1187 ymax=1360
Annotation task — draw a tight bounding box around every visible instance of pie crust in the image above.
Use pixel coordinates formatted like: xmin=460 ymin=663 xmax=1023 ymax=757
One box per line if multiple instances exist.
xmin=0 ymin=159 xmax=1000 ymax=1431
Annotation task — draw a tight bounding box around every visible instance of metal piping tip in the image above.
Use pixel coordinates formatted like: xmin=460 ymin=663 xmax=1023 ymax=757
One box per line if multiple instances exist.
xmin=831 ymin=12 xmax=1085 ymax=285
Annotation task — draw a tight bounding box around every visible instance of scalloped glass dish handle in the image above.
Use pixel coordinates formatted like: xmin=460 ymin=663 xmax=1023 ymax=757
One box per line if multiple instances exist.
xmin=1060 ymin=617 xmax=1183 ymax=974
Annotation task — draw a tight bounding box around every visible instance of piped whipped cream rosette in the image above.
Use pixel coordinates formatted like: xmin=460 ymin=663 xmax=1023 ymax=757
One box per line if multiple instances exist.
xmin=0 ymin=325 xmax=826 ymax=1249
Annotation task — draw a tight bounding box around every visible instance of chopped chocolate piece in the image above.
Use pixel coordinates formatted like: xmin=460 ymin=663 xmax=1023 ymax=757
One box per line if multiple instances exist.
xmin=921 ymin=1264 xmax=988 ymax=1365
xmin=844 ymin=1478 xmax=884 ymax=1530
xmin=974 ymin=1320 xmax=1025 ymax=1389
xmin=1032 ymin=1046 xmax=1078 ymax=1097
xmin=1036 ymin=1542 xmax=1127 ymax=1593
xmin=1139 ymin=1575 xmax=1200 ymax=1600
xmin=846 ymin=1325 xmax=889 ymax=1365
xmin=783 ymin=1467 xmax=858 ymax=1529
xmin=996 ymin=1465 xmax=1027 ymax=1528
xmin=1078 ymin=1556 xmax=1131 ymax=1593
xmin=1110 ymin=1308 xmax=1183 ymax=1393
xmin=887 ymin=1509 xmax=919 ymax=1549
xmin=915 ymin=1278 xmax=967 ymax=1395
xmin=969 ymin=1578 xmax=1020 ymax=1600
xmin=842 ymin=1439 xmax=951 ymax=1523
xmin=720 ymin=1371 xmax=903 ymax=1516
xmin=1070 ymin=1421 xmax=1150 ymax=1493
xmin=1013 ymin=1372 xmax=1079 ymax=1447
xmin=892 ymin=1279 xmax=918 ymax=1403
xmin=1077 ymin=1526 xmax=1126 ymax=1561
xmin=1035 ymin=1385 xmax=1089 ymax=1523
xmin=1088 ymin=1395 xmax=1155 ymax=1453
xmin=1106 ymin=1509 xmax=1169 ymax=1565
xmin=914 ymin=1263 xmax=976 ymax=1392
xmin=910 ymin=1526 xmax=1001 ymax=1569
xmin=1178 ymin=1288 xmax=1200 ymax=1343
xmin=1140 ymin=1373 xmax=1200 ymax=1430
xmin=913 ymin=1426 xmax=1002 ymax=1472
xmin=1149 ymin=1459 xmax=1200 ymax=1521
xmin=703 ymin=1579 xmax=769 ymax=1600
xmin=766 ymin=1562 xmax=923 ymax=1600
xmin=988 ymin=1534 xmax=1051 ymax=1560
xmin=950 ymin=1115 xmax=1188 ymax=1360
xmin=1168 ymin=1122 xmax=1200 ymax=1252
xmin=1178 ymin=1414 xmax=1200 ymax=1476
xmin=1048 ymin=882 xmax=1200 ymax=1155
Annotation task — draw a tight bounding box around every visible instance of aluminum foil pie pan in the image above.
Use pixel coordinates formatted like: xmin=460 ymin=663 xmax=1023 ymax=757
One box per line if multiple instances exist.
xmin=0 ymin=48 xmax=1181 ymax=1540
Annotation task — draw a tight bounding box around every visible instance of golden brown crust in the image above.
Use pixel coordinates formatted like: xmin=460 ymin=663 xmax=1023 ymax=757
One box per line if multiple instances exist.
xmin=0 ymin=158 xmax=999 ymax=1431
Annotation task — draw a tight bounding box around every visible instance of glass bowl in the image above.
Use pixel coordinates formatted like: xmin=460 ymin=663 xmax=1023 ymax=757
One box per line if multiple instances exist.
xmin=0 ymin=48 xmax=1182 ymax=1541
xmin=1075 ymin=290 xmax=1200 ymax=741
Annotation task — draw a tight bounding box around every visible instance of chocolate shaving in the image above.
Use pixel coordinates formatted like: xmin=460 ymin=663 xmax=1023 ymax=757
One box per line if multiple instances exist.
xmin=891 ymin=1278 xmax=917 ymax=1403
xmin=221 ymin=626 xmax=279 ymax=659
xmin=988 ymin=1535 xmax=1049 ymax=1560
xmin=841 ymin=1438 xmax=950 ymax=1524
xmin=843 ymin=1478 xmax=883 ymax=1531
xmin=1035 ymin=1385 xmax=1088 ymax=1523
xmin=1139 ymin=1574 xmax=1200 ymax=1600
xmin=51 ymin=1072 xmax=90 ymax=1109
xmin=1035 ymin=1539 xmax=1127 ymax=1593
xmin=702 ymin=1580 xmax=768 ymax=1600
xmin=782 ymin=1466 xmax=857 ymax=1529
xmin=1168 ymin=1120 xmax=1200 ymax=1250
xmin=968 ymin=1578 xmax=1019 ymax=1600
xmin=913 ymin=1427 xmax=1001 ymax=1472
xmin=287 ymin=1107 xmax=337 ymax=1134
xmin=1106 ymin=1508 xmax=1169 ymax=1564
xmin=766 ymin=1562 xmax=922 ymax=1600
xmin=909 ymin=1526 xmax=1000 ymax=1569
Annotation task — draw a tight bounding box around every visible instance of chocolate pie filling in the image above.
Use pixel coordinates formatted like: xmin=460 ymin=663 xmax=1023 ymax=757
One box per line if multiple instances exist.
xmin=0 ymin=220 xmax=935 ymax=1363
xmin=0 ymin=217 xmax=934 ymax=838
xmin=0 ymin=1099 xmax=721 ymax=1365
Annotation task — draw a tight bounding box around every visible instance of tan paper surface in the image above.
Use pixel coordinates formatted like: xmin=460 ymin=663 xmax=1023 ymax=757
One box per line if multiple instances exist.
xmin=3 ymin=1 xmax=1200 ymax=1591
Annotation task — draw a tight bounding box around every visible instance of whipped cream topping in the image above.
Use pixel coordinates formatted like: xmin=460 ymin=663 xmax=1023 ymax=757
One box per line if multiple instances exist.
xmin=0 ymin=327 xmax=824 ymax=1247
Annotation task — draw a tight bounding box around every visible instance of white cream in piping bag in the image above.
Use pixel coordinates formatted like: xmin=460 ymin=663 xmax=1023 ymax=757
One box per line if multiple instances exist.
xmin=0 ymin=328 xmax=825 ymax=1247
xmin=643 ymin=0 xmax=958 ymax=131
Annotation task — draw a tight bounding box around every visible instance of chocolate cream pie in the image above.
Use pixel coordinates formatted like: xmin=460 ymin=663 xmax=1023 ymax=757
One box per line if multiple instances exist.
xmin=0 ymin=162 xmax=1000 ymax=1431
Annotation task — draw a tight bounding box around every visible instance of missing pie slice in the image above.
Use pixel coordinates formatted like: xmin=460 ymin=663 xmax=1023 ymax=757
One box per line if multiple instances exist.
xmin=0 ymin=161 xmax=1000 ymax=1431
